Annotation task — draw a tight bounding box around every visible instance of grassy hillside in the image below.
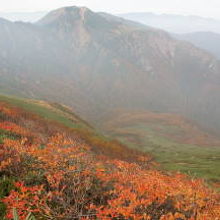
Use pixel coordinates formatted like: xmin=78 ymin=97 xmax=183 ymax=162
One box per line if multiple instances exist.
xmin=1 ymin=95 xmax=220 ymax=184
xmin=0 ymin=94 xmax=149 ymax=162
xmin=0 ymin=95 xmax=219 ymax=219
xmin=101 ymin=110 xmax=220 ymax=184
xmin=0 ymin=94 xmax=91 ymax=130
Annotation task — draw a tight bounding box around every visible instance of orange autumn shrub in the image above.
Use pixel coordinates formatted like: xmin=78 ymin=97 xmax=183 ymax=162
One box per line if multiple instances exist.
xmin=0 ymin=122 xmax=30 ymax=137
xmin=2 ymin=132 xmax=220 ymax=219
xmin=0 ymin=101 xmax=220 ymax=220
xmin=0 ymin=138 xmax=35 ymax=175
xmin=0 ymin=104 xmax=19 ymax=119
xmin=29 ymin=133 xmax=91 ymax=171
xmin=1 ymin=133 xmax=96 ymax=219
xmin=92 ymin=160 xmax=220 ymax=219
xmin=2 ymin=182 xmax=45 ymax=220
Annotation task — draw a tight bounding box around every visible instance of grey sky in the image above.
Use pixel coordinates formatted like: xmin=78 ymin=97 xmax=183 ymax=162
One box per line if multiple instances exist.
xmin=0 ymin=0 xmax=220 ymax=19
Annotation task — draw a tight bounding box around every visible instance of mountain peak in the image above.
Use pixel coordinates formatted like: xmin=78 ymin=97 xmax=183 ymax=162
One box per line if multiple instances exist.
xmin=37 ymin=5 xmax=119 ymax=37
xmin=37 ymin=6 xmax=92 ymax=26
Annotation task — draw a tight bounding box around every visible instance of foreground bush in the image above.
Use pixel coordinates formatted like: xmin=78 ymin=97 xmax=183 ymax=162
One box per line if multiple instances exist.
xmin=0 ymin=102 xmax=219 ymax=219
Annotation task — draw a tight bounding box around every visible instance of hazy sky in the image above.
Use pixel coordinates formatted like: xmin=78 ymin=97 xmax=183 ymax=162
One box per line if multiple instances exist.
xmin=1 ymin=0 xmax=220 ymax=19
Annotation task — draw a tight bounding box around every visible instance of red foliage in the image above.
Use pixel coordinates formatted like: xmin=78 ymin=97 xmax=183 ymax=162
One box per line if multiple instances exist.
xmin=2 ymin=182 xmax=45 ymax=220
xmin=0 ymin=122 xmax=30 ymax=136
xmin=0 ymin=101 xmax=220 ymax=219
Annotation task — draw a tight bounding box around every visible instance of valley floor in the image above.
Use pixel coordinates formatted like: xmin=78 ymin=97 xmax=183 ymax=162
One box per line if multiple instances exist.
xmin=101 ymin=111 xmax=220 ymax=186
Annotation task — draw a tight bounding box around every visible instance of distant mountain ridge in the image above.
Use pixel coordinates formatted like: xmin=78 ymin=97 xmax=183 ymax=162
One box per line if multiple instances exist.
xmin=119 ymin=12 xmax=220 ymax=34
xmin=174 ymin=32 xmax=220 ymax=59
xmin=0 ymin=11 xmax=47 ymax=22
xmin=121 ymin=11 xmax=220 ymax=61
xmin=0 ymin=6 xmax=220 ymax=133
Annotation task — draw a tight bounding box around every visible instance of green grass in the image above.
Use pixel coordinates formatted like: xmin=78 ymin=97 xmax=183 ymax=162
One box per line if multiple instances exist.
xmin=110 ymin=123 xmax=220 ymax=183
xmin=2 ymin=94 xmax=220 ymax=184
xmin=0 ymin=94 xmax=115 ymax=149
xmin=0 ymin=94 xmax=89 ymax=130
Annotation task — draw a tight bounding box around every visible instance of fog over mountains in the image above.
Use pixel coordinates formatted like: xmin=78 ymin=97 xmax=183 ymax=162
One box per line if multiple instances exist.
xmin=3 ymin=9 xmax=220 ymax=34
xmin=2 ymin=10 xmax=220 ymax=59
xmin=119 ymin=12 xmax=220 ymax=34
xmin=174 ymin=32 xmax=220 ymax=59
xmin=0 ymin=6 xmax=220 ymax=133
xmin=0 ymin=11 xmax=47 ymax=22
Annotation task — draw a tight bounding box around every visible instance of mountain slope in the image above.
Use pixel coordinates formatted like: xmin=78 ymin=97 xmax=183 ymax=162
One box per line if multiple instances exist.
xmin=0 ymin=95 xmax=220 ymax=219
xmin=0 ymin=94 xmax=149 ymax=161
xmin=174 ymin=31 xmax=220 ymax=59
xmin=0 ymin=6 xmax=220 ymax=133
xmin=0 ymin=94 xmax=92 ymax=129
xmin=101 ymin=109 xmax=220 ymax=182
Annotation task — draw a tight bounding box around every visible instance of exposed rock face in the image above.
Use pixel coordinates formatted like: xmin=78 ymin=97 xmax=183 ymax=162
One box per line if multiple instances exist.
xmin=0 ymin=6 xmax=220 ymax=132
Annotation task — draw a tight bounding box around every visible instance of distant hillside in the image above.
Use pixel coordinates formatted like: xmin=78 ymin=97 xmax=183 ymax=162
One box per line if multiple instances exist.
xmin=0 ymin=95 xmax=219 ymax=219
xmin=0 ymin=11 xmax=47 ymax=22
xmin=0 ymin=6 xmax=220 ymax=134
xmin=174 ymin=32 xmax=220 ymax=59
xmin=118 ymin=12 xmax=220 ymax=34
xmin=100 ymin=109 xmax=220 ymax=183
